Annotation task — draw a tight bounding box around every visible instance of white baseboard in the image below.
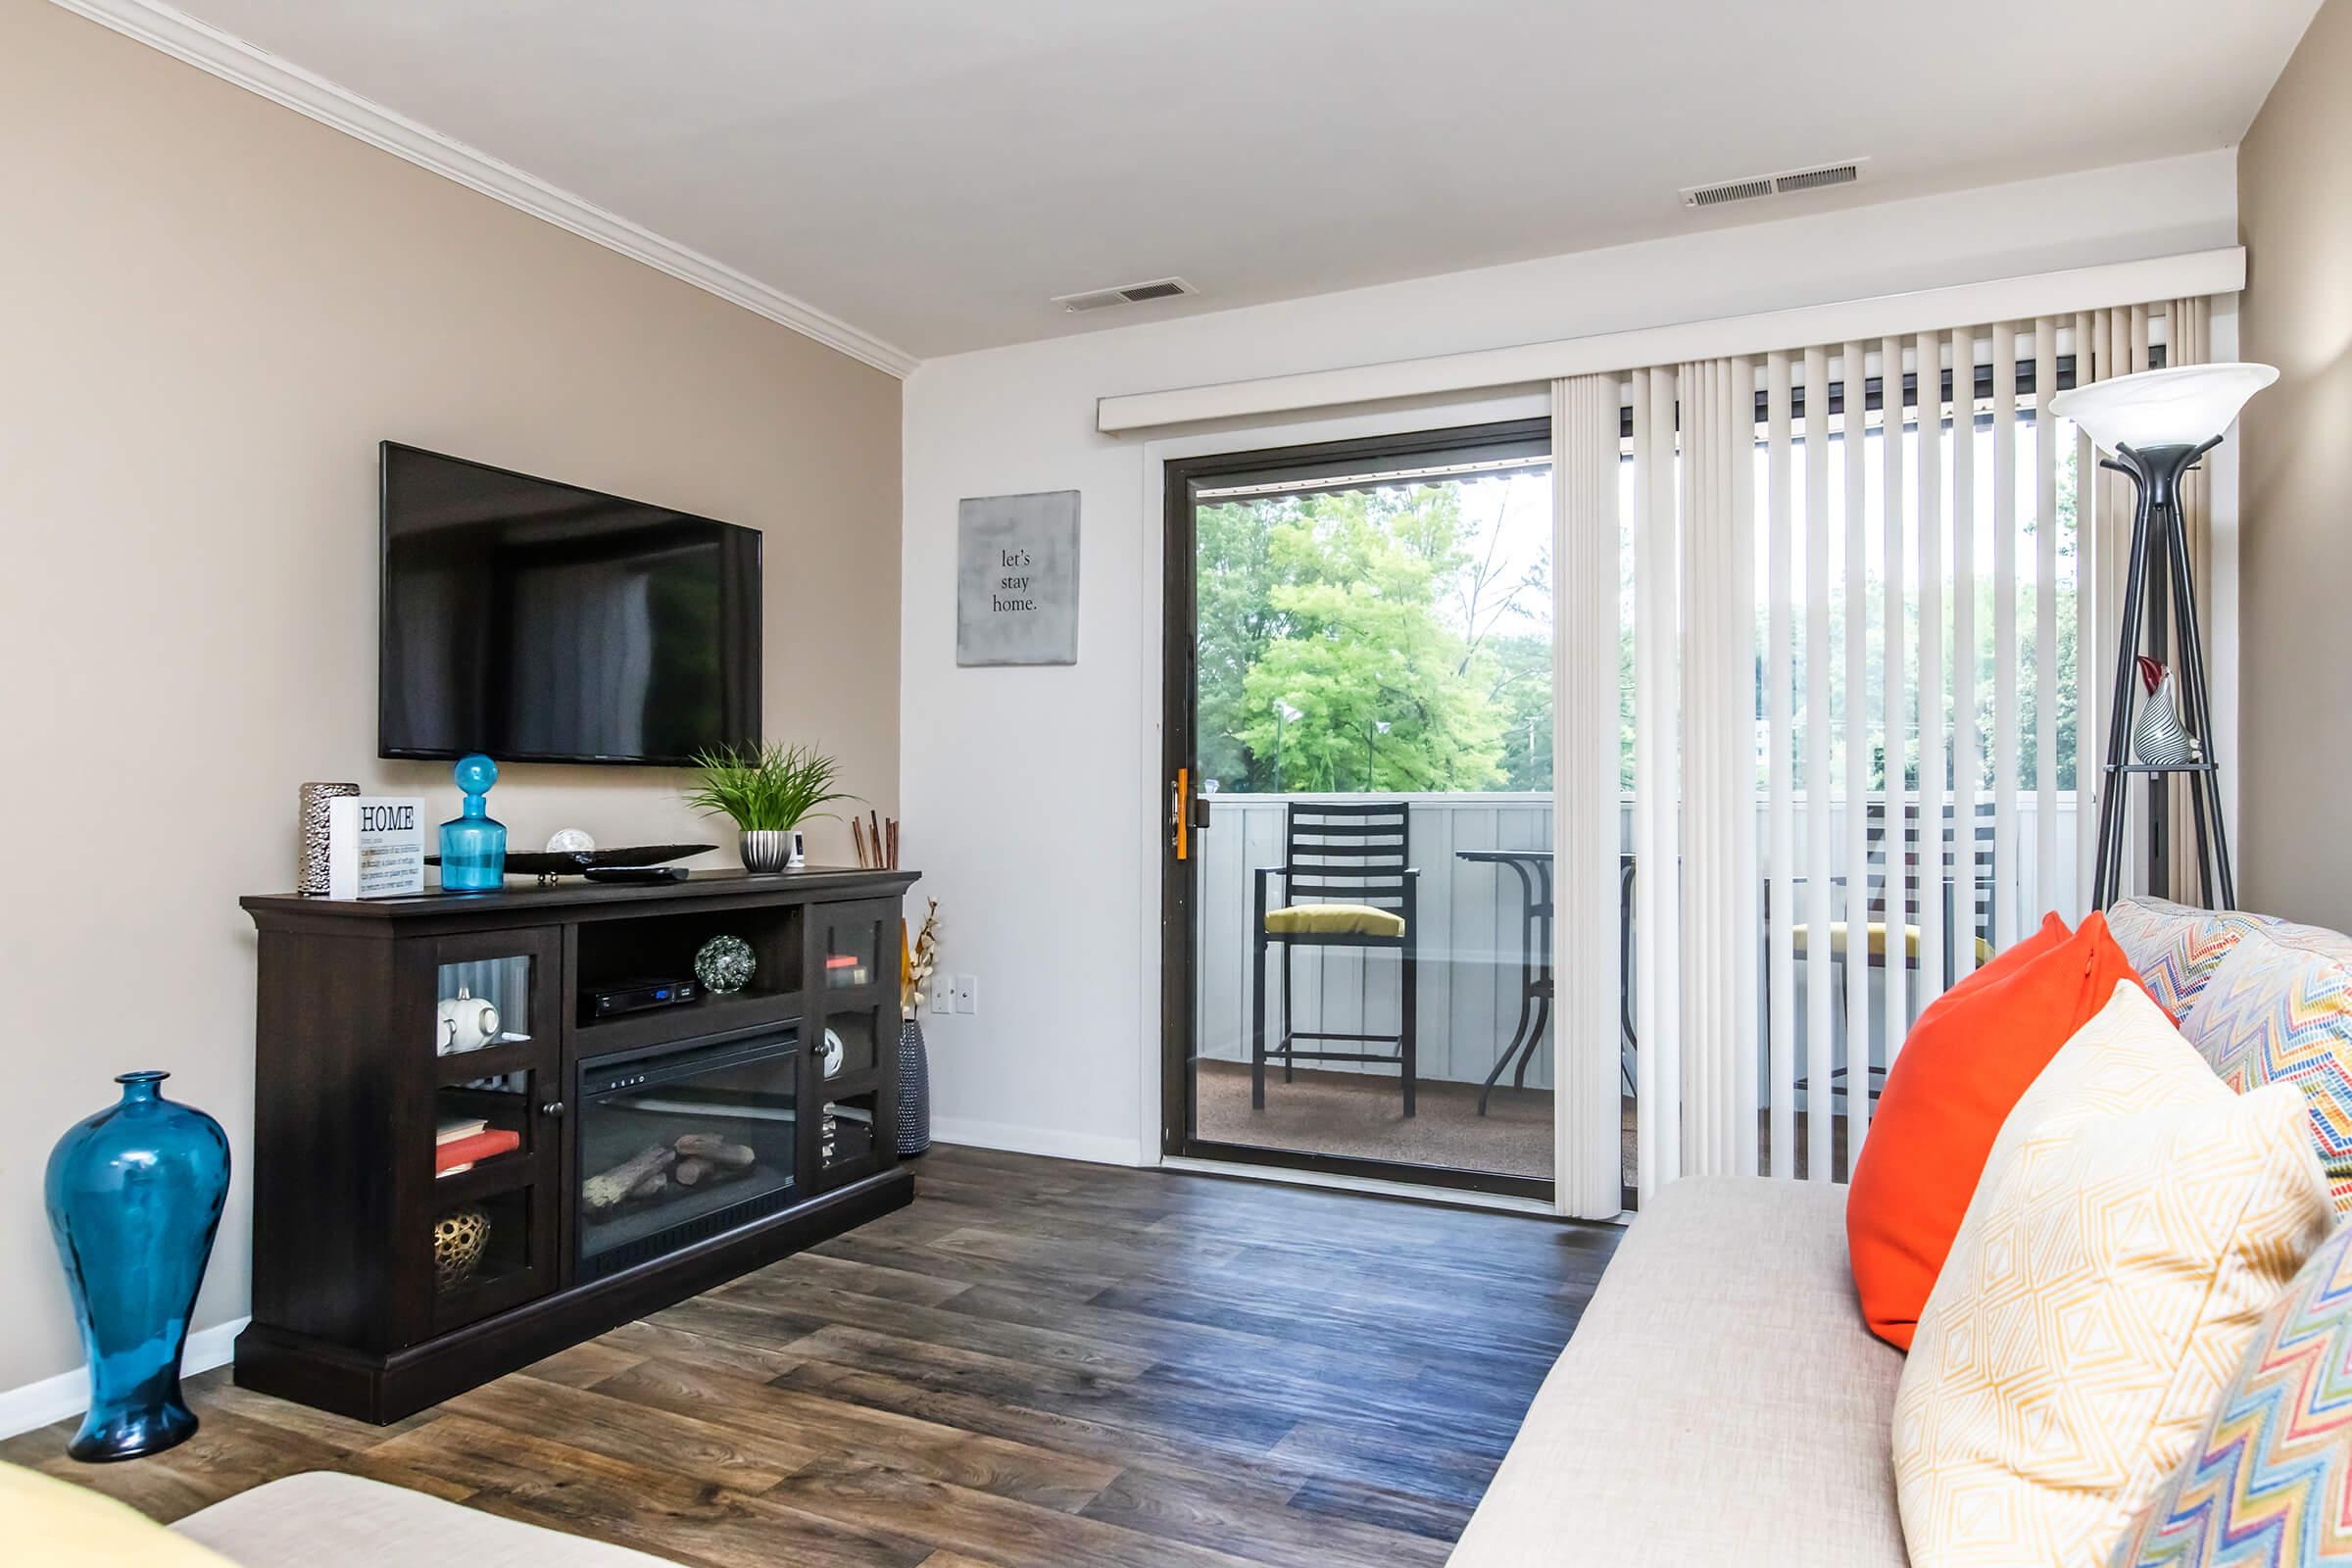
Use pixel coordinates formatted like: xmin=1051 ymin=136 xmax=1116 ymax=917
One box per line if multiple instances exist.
xmin=0 ymin=1316 xmax=249 ymax=1443
xmin=928 ymin=1117 xmax=1145 ymax=1168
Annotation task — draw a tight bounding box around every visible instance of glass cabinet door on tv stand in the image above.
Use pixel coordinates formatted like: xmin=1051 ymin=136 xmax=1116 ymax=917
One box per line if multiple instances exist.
xmin=414 ymin=926 xmax=563 ymax=1342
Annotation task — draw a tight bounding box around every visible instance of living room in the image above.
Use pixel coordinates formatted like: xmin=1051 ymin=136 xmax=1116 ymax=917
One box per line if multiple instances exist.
xmin=11 ymin=2 xmax=2352 ymax=1564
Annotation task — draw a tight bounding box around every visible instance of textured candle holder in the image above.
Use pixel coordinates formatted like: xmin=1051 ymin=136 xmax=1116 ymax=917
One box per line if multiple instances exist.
xmin=297 ymin=783 xmax=360 ymax=896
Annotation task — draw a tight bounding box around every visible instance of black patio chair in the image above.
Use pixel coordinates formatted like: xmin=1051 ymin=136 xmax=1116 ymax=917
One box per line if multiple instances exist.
xmin=1250 ymin=801 xmax=1421 ymax=1116
xmin=1780 ymin=798 xmax=1999 ymax=1107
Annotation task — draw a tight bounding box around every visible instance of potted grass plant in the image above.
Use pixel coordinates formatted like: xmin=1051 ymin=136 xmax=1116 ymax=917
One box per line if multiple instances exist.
xmin=683 ymin=742 xmax=856 ymax=872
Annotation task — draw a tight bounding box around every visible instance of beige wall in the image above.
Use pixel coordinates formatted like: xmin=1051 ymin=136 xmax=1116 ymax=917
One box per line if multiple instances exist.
xmin=0 ymin=0 xmax=901 ymax=1396
xmin=2238 ymin=0 xmax=2352 ymax=928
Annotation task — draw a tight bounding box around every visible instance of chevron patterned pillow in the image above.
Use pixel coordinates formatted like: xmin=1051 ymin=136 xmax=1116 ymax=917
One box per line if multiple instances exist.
xmin=2183 ymin=927 xmax=2352 ymax=1217
xmin=2108 ymin=1221 xmax=2352 ymax=1566
xmin=2108 ymin=897 xmax=2272 ymax=1023
xmin=1893 ymin=984 xmax=2333 ymax=1568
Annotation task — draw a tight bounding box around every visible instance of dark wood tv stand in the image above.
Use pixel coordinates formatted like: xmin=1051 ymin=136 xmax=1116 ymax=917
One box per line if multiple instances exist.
xmin=236 ymin=866 xmax=917 ymax=1422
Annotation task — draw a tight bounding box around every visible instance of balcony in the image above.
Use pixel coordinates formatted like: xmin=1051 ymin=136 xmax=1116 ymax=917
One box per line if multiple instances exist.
xmin=1192 ymin=789 xmax=2085 ymax=1187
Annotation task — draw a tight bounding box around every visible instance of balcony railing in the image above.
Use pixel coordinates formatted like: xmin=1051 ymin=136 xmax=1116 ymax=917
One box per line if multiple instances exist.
xmin=1196 ymin=791 xmax=2085 ymax=1093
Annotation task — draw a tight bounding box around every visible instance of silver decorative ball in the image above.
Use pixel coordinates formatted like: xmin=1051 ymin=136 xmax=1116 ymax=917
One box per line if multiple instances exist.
xmin=695 ymin=934 xmax=757 ymax=996
xmin=545 ymin=827 xmax=597 ymax=854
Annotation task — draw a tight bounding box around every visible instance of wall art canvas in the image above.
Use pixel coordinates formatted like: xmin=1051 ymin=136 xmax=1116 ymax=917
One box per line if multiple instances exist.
xmin=956 ymin=490 xmax=1079 ymax=666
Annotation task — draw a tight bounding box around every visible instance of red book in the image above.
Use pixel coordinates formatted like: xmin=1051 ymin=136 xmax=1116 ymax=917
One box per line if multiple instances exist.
xmin=434 ymin=1128 xmax=520 ymax=1175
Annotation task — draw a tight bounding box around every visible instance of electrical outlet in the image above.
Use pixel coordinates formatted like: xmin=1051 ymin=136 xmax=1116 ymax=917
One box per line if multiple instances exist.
xmin=954 ymin=974 xmax=978 ymax=1015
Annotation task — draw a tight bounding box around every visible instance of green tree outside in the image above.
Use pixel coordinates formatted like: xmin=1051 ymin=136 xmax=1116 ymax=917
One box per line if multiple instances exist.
xmin=1197 ymin=482 xmax=1546 ymax=793
xmin=1199 ymin=426 xmax=2079 ymax=799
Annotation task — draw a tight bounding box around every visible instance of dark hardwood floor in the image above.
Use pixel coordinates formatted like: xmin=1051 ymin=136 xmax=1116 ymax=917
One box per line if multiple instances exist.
xmin=2 ymin=1146 xmax=1620 ymax=1567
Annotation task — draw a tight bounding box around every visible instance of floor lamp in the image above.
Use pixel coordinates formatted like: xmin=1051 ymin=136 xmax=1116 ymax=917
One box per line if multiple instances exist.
xmin=2049 ymin=362 xmax=2276 ymax=912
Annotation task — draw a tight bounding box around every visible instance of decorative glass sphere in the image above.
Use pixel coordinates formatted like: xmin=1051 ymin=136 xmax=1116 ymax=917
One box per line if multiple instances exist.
xmin=453 ymin=753 xmax=499 ymax=797
xmin=545 ymin=827 xmax=596 ymax=854
xmin=694 ymin=934 xmax=757 ymax=996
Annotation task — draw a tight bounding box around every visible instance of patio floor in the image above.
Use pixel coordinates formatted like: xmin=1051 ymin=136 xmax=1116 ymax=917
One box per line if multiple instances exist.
xmin=1195 ymin=1063 xmax=1851 ymax=1192
xmin=1196 ymin=1059 xmax=1555 ymax=1181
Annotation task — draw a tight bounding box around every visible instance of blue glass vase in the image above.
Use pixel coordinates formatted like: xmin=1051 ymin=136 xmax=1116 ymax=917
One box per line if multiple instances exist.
xmin=45 ymin=1071 xmax=230 ymax=1462
xmin=438 ymin=753 xmax=507 ymax=891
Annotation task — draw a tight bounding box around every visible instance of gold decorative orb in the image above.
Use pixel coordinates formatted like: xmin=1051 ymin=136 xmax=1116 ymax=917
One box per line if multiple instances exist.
xmin=432 ymin=1204 xmax=491 ymax=1293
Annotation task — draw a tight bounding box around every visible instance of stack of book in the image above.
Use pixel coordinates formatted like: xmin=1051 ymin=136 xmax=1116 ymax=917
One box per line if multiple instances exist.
xmin=435 ymin=1115 xmax=521 ymax=1177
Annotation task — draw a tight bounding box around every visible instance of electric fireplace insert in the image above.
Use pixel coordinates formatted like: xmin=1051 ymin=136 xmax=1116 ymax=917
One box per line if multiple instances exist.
xmin=575 ymin=1025 xmax=800 ymax=1282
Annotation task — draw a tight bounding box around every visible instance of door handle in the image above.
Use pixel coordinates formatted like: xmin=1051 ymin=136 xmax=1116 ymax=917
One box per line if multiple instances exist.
xmin=540 ymin=1101 xmax=566 ymax=1118
xmin=1171 ymin=767 xmax=1190 ymax=860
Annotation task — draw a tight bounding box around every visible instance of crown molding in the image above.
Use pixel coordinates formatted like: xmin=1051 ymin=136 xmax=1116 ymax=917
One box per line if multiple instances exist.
xmin=49 ymin=0 xmax=920 ymax=379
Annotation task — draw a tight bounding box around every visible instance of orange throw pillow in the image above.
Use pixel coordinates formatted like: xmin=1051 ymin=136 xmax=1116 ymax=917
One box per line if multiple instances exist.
xmin=1845 ymin=911 xmax=2153 ymax=1350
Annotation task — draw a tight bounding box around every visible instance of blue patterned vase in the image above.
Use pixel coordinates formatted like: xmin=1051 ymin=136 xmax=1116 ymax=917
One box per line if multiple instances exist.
xmin=45 ymin=1071 xmax=230 ymax=1462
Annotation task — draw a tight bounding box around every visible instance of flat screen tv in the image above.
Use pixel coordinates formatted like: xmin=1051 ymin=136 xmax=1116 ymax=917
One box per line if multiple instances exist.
xmin=379 ymin=442 xmax=761 ymax=765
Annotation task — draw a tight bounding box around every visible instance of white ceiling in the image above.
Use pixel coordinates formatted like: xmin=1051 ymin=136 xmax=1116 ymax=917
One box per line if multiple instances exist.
xmin=145 ymin=0 xmax=2318 ymax=361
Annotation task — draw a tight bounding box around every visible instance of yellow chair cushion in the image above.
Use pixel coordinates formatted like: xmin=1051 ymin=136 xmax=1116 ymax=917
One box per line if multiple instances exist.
xmin=1789 ymin=919 xmax=1996 ymax=966
xmin=1263 ymin=903 xmax=1405 ymax=939
xmin=1 ymin=1460 xmax=238 ymax=1567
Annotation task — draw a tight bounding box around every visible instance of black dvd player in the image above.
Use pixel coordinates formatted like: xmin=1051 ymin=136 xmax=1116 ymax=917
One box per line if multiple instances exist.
xmin=582 ymin=976 xmax=700 ymax=1019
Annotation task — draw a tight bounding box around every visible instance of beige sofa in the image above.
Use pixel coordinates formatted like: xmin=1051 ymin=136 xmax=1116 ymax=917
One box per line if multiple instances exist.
xmin=1449 ymin=896 xmax=2352 ymax=1568
xmin=174 ymin=1472 xmax=675 ymax=1567
xmin=1447 ymin=1176 xmax=1909 ymax=1566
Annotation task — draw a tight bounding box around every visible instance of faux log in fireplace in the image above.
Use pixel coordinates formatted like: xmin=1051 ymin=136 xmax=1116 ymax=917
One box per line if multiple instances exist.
xmin=236 ymin=866 xmax=917 ymax=1422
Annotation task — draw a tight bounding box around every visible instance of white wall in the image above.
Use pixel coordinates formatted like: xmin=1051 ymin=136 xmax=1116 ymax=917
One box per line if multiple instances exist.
xmin=901 ymin=150 xmax=2240 ymax=1167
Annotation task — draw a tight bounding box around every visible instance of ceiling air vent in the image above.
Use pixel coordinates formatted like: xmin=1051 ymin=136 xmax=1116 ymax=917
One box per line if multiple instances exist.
xmin=1052 ymin=277 xmax=1199 ymax=314
xmin=1682 ymin=157 xmax=1868 ymax=210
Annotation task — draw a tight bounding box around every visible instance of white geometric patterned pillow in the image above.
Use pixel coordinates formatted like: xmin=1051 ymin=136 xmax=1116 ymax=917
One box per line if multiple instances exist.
xmin=1892 ymin=983 xmax=2332 ymax=1568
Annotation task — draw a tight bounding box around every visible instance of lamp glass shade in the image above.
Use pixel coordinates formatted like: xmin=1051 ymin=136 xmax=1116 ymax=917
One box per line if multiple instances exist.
xmin=2048 ymin=362 xmax=2277 ymax=454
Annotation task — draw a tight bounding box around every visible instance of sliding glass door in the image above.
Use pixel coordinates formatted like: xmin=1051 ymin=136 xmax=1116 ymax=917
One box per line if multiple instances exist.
xmin=1161 ymin=420 xmax=1560 ymax=1199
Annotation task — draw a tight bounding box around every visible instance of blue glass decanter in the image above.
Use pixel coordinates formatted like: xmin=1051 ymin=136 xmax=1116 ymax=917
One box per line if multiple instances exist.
xmin=438 ymin=753 xmax=507 ymax=891
xmin=45 ymin=1071 xmax=230 ymax=1462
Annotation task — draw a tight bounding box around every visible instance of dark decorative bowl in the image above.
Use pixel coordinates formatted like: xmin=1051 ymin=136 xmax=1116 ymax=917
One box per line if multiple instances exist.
xmin=425 ymin=844 xmax=717 ymax=878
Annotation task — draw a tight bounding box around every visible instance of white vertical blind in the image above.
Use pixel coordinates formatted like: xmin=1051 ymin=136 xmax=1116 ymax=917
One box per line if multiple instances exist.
xmin=1949 ymin=326 xmax=1978 ymax=985
xmin=1914 ymin=330 xmax=1947 ymax=1009
xmin=1880 ymin=333 xmax=1910 ymax=1082
xmin=1552 ymin=373 xmax=1633 ymax=1219
xmin=2079 ymin=307 xmax=2154 ymax=907
xmin=2162 ymin=296 xmax=2213 ymax=904
xmin=1681 ymin=358 xmax=1758 ymax=1179
xmin=1680 ymin=360 xmax=1719 ymax=1172
xmin=2075 ymin=311 xmax=2102 ymax=913
xmin=1801 ymin=345 xmax=1834 ymax=1181
xmin=1601 ymin=301 xmax=2196 ymax=1196
xmin=2034 ymin=318 xmax=2061 ymax=920
xmin=1764 ymin=351 xmax=1796 ymax=1180
xmin=1840 ymin=338 xmax=1872 ymax=1159
xmin=1731 ymin=361 xmax=1761 ymax=1182
xmin=1630 ymin=365 xmax=1682 ymax=1198
xmin=1991 ymin=324 xmax=2021 ymax=951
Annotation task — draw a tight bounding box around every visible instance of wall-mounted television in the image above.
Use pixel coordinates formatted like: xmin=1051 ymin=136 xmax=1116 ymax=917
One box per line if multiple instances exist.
xmin=378 ymin=442 xmax=761 ymax=766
